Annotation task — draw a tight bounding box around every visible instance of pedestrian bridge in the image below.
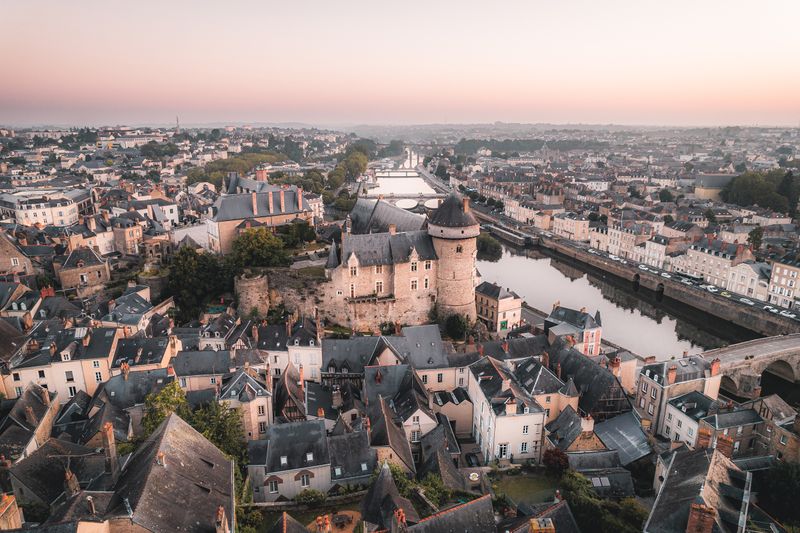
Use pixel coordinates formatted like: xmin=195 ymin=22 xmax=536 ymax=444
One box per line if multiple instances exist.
xmin=702 ymin=334 xmax=800 ymax=398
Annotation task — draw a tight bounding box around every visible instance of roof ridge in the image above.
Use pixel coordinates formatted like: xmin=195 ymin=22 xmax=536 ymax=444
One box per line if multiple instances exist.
xmin=415 ymin=493 xmax=492 ymax=524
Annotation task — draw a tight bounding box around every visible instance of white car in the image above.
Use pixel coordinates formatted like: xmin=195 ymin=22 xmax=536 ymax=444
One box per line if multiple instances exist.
xmin=660 ymin=272 xmax=671 ymax=279
xmin=706 ymin=286 xmax=718 ymax=293
xmin=638 ymin=265 xmax=649 ymax=271
xmin=780 ymin=310 xmax=797 ymax=319
xmin=739 ymin=298 xmax=754 ymax=306
xmin=763 ymin=306 xmax=780 ymax=314
xmin=680 ymin=278 xmax=693 ymax=286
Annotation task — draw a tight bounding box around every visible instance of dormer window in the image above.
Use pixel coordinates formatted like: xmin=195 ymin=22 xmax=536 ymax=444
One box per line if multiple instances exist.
xmin=62 ymin=353 xmax=70 ymax=362
xmin=294 ymin=339 xmax=300 ymax=346
xmin=309 ymin=340 xmax=315 ymax=347
xmin=361 ymin=463 xmax=368 ymax=472
xmin=280 ymin=456 xmax=287 ymax=466
xmin=329 ymin=365 xmax=336 ymax=373
xmin=306 ymin=452 xmax=314 ymax=462
xmin=214 ymin=332 xmax=220 ymax=338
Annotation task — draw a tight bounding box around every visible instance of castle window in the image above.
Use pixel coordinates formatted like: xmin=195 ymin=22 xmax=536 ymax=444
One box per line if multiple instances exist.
xmin=350 ymin=284 xmax=355 ymax=298
xmin=425 ymin=261 xmax=432 ymax=270
xmin=375 ymin=265 xmax=382 ymax=274
xmin=376 ymin=281 xmax=383 ymax=294
xmin=350 ymin=266 xmax=357 ymax=277
xmin=424 ymin=277 xmax=429 ymax=289
xmin=456 ymin=245 xmax=463 ymax=253
xmin=411 ymin=279 xmax=418 ymax=291
xmin=411 ymin=261 xmax=418 ymax=272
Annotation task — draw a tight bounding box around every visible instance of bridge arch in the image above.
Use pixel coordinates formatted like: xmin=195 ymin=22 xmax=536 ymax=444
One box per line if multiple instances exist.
xmin=720 ymin=375 xmax=739 ymax=396
xmin=762 ymin=359 xmax=796 ymax=383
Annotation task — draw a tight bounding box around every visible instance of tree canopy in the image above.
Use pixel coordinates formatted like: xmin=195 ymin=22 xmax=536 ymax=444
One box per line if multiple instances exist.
xmin=720 ymin=170 xmax=796 ymax=214
xmin=186 ymin=152 xmax=285 ymax=188
xmin=168 ymin=247 xmax=234 ymax=322
xmin=230 ymin=228 xmax=290 ymax=269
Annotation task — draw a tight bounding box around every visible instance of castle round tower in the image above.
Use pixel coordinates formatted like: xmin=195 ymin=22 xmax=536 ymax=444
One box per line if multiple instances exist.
xmin=428 ymin=194 xmax=479 ymax=322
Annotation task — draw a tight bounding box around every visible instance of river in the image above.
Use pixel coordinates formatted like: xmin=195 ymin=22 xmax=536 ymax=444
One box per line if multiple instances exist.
xmin=477 ymin=245 xmax=760 ymax=360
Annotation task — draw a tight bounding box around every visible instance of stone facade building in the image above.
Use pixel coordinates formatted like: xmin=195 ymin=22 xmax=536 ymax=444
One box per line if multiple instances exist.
xmin=53 ymin=247 xmax=111 ymax=297
xmin=323 ymin=194 xmax=478 ymax=330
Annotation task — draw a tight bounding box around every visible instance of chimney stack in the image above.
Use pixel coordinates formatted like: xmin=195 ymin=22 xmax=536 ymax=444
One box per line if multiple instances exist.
xmin=716 ymin=434 xmax=735 ymax=459
xmin=251 ymin=192 xmax=258 ymax=216
xmin=505 ymin=398 xmax=516 ymax=416
xmin=556 ymin=362 xmax=562 ymax=380
xmin=64 ymin=469 xmax=80 ymax=498
xmin=279 ymin=190 xmax=285 ymax=212
xmin=297 ymin=187 xmax=304 ymax=210
xmin=580 ymin=414 xmax=594 ymax=433
xmin=388 ymin=224 xmax=397 ymax=235
xmin=477 ymin=344 xmax=484 ymax=356
xmin=686 ymin=503 xmax=716 ymax=533
xmin=331 ymin=385 xmax=342 ymax=409
xmin=462 ymin=197 xmax=470 ymax=213
xmin=214 ymin=505 xmax=230 ymax=533
xmin=502 ymin=340 xmax=509 ymax=353
xmin=102 ymin=422 xmax=119 ymax=482
xmin=696 ymin=427 xmax=712 ymax=449
xmin=251 ymin=324 xmax=259 ymax=344
xmin=609 ymin=357 xmax=621 ymax=377
xmin=667 ymin=365 xmax=677 ymax=385
xmin=298 ymin=364 xmax=305 ymax=391
xmin=710 ymin=358 xmax=720 ymax=377
xmin=268 ymin=191 xmax=274 ymax=213
xmin=24 ymin=406 xmax=38 ymax=427
xmin=87 ymin=495 xmax=96 ymax=515
xmin=529 ymin=518 xmax=556 ymax=533
xmin=156 ymin=451 xmax=166 ymax=467
xmin=121 ymin=361 xmax=130 ymax=381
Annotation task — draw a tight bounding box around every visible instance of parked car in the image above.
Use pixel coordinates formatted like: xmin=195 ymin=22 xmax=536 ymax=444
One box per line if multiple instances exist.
xmin=720 ymin=291 xmax=732 ymax=298
xmin=780 ymin=310 xmax=797 ymax=319
xmin=763 ymin=306 xmax=780 ymax=314
xmin=638 ymin=265 xmax=649 ymax=271
xmin=660 ymin=272 xmax=671 ymax=279
xmin=739 ymin=298 xmax=755 ymax=306
xmin=707 ymin=286 xmax=719 ymax=293
xmin=465 ymin=453 xmax=480 ymax=467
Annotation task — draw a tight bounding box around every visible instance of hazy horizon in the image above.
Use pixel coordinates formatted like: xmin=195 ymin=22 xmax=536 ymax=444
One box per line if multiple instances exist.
xmin=3 ymin=0 xmax=800 ymax=128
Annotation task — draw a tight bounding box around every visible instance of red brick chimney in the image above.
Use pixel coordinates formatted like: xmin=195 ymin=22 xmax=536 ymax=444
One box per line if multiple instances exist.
xmin=609 ymin=357 xmax=621 ymax=377
xmin=502 ymin=340 xmax=509 ymax=353
xmin=251 ymin=192 xmax=258 ymax=216
xmin=710 ymin=358 xmax=720 ymax=377
xmin=556 ymin=362 xmax=562 ymax=380
xmin=64 ymin=468 xmax=80 ymax=498
xmin=716 ymin=434 xmax=735 ymax=459
xmin=215 ymin=505 xmax=230 ymax=533
xmin=667 ymin=365 xmax=677 ymax=385
xmin=268 ymin=191 xmax=274 ymax=213
xmin=102 ymin=421 xmax=119 ymax=482
xmin=279 ymin=190 xmax=285 ymax=212
xmin=388 ymin=224 xmax=397 ymax=235
xmin=297 ymin=187 xmax=303 ymax=210
xmin=686 ymin=503 xmax=716 ymax=533
xmin=696 ymin=427 xmax=712 ymax=449
xmin=477 ymin=344 xmax=484 ymax=356
xmin=462 ymin=197 xmax=470 ymax=213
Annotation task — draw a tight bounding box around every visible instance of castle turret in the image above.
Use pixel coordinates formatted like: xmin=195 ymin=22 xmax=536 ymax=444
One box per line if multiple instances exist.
xmin=428 ymin=194 xmax=479 ymax=322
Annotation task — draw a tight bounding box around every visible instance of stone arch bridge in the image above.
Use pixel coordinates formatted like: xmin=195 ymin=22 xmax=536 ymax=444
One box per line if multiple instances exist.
xmin=702 ymin=333 xmax=800 ymax=398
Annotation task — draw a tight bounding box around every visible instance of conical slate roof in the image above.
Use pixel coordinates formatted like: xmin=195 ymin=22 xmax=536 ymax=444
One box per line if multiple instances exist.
xmin=428 ymin=193 xmax=478 ymax=228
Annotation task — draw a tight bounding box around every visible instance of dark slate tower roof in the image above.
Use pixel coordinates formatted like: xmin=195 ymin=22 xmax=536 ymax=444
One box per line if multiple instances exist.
xmin=428 ymin=194 xmax=478 ymax=228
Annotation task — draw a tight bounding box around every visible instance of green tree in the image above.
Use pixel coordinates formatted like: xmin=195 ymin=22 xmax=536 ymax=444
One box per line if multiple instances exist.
xmin=230 ymin=228 xmax=289 ymax=269
xmin=777 ymin=171 xmax=798 ymax=217
xmin=704 ymin=209 xmax=717 ymax=225
xmin=142 ymin=382 xmax=190 ymax=436
xmin=168 ymin=247 xmax=232 ymax=322
xmin=344 ymin=151 xmax=368 ymax=179
xmin=477 ymin=233 xmax=502 ymax=262
xmin=663 ymin=214 xmax=674 ymax=224
xmin=420 ymin=474 xmax=452 ymax=506
xmin=658 ymin=189 xmax=674 ymax=202
xmin=542 ymin=448 xmax=569 ymax=477
xmin=444 ymin=314 xmax=469 ymax=340
xmin=190 ymin=401 xmax=246 ymax=462
xmin=295 ymin=488 xmax=326 ymax=505
xmin=747 ymin=226 xmax=764 ymax=251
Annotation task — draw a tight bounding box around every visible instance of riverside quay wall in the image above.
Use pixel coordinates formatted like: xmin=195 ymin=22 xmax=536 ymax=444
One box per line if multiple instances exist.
xmin=535 ymin=235 xmax=798 ymax=337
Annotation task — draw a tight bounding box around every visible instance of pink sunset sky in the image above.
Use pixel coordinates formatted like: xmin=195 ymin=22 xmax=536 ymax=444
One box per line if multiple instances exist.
xmin=2 ymin=0 xmax=799 ymax=127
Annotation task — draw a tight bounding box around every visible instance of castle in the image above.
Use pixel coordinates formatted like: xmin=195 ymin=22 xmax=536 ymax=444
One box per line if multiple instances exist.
xmin=322 ymin=193 xmax=479 ymax=330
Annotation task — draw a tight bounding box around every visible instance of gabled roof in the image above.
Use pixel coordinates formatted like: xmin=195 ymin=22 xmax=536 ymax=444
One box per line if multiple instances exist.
xmin=328 ymin=430 xmax=376 ymax=483
xmin=104 ymin=414 xmax=234 ymax=533
xmin=594 ymin=411 xmax=651 ymax=466
xmin=265 ymin=512 xmax=308 ymax=533
xmin=348 ymin=198 xmax=426 ymax=235
xmin=427 ymin=193 xmax=478 ymax=229
xmin=249 ymin=420 xmax=329 ymax=473
xmin=408 ymin=494 xmax=494 ymax=532
xmin=360 ymin=461 xmax=419 ymax=529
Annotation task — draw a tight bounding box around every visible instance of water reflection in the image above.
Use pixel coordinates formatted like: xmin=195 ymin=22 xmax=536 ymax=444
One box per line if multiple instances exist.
xmin=476 ymin=246 xmax=760 ymax=360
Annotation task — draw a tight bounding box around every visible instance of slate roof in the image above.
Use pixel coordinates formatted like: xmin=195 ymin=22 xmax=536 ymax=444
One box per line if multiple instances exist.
xmin=594 ymin=411 xmax=651 ymax=466
xmin=469 ymin=357 xmax=542 ymax=416
xmin=103 ymin=414 xmax=234 ymax=533
xmin=502 ymin=499 xmax=581 ymax=533
xmin=60 ymin=247 xmax=106 ymax=269
xmin=111 ymin=337 xmax=170 ymax=368
xmin=668 ymin=391 xmax=717 ymax=422
xmin=333 ymin=229 xmax=437 ymax=268
xmin=548 ymin=406 xmax=590 ymax=452
xmin=98 ymin=368 xmax=174 ymax=410
xmin=248 ymin=420 xmax=330 ymax=473
xmin=322 ymin=336 xmax=384 ymax=374
xmin=641 ymin=355 xmax=711 ymax=386
xmin=211 ymin=187 xmax=309 ymax=222
xmin=476 ymin=281 xmax=520 ymax=300
xmin=369 ymin=396 xmax=415 ymax=472
xmin=427 ymin=193 xmax=478 ymax=229
xmin=348 ymin=197 xmax=426 ymax=235
xmin=386 ymin=325 xmax=451 ymax=370
xmin=360 ymin=461 xmax=419 ymax=529
xmin=701 ymin=409 xmax=763 ymax=429
xmin=546 ymin=306 xmax=600 ymax=330
xmin=171 ymin=350 xmax=235 ymax=377
xmin=408 ymin=494 xmax=494 ymax=532
xmin=218 ymin=367 xmax=270 ymax=403
xmin=513 ymin=357 xmax=565 ymax=395
xmin=265 ymin=512 xmax=308 ymax=533
xmin=328 ymin=430 xmax=376 ymax=484
xmin=8 ymin=439 xmax=108 ymax=506
xmin=478 ymin=335 xmax=549 ymax=361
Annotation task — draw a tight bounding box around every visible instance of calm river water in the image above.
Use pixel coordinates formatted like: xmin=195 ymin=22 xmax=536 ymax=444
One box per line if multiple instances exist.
xmin=477 ymin=245 xmax=760 ymax=360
